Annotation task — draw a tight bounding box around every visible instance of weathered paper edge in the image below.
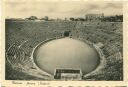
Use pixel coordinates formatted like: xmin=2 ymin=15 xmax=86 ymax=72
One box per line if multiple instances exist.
xmin=0 ymin=0 xmax=128 ymax=87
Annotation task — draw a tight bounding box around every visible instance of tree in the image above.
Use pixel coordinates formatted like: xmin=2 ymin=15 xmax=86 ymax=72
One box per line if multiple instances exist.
xmin=70 ymin=17 xmax=75 ymax=21
xmin=44 ymin=16 xmax=49 ymax=21
xmin=77 ymin=18 xmax=85 ymax=21
xmin=27 ymin=16 xmax=38 ymax=20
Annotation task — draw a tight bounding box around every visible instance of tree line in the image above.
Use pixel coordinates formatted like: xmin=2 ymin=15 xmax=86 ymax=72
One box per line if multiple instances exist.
xmin=6 ymin=15 xmax=123 ymax=22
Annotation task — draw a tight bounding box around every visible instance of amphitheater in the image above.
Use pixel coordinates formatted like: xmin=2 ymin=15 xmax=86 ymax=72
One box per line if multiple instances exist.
xmin=5 ymin=20 xmax=123 ymax=80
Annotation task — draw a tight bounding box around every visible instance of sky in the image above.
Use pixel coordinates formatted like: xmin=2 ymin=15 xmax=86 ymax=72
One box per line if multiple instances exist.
xmin=4 ymin=0 xmax=123 ymax=19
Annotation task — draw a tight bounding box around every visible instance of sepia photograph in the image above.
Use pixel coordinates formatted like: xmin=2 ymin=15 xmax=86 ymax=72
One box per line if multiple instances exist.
xmin=3 ymin=0 xmax=125 ymax=83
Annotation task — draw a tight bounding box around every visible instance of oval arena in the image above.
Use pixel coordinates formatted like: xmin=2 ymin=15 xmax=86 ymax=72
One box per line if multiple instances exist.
xmin=6 ymin=20 xmax=123 ymax=80
xmin=33 ymin=37 xmax=100 ymax=76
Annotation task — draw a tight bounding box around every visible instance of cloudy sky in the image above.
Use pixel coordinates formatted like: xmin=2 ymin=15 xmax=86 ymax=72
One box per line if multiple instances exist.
xmin=4 ymin=1 xmax=123 ymax=19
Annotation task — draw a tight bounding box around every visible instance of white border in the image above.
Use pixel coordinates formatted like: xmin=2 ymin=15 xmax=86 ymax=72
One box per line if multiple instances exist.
xmin=1 ymin=0 xmax=128 ymax=87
